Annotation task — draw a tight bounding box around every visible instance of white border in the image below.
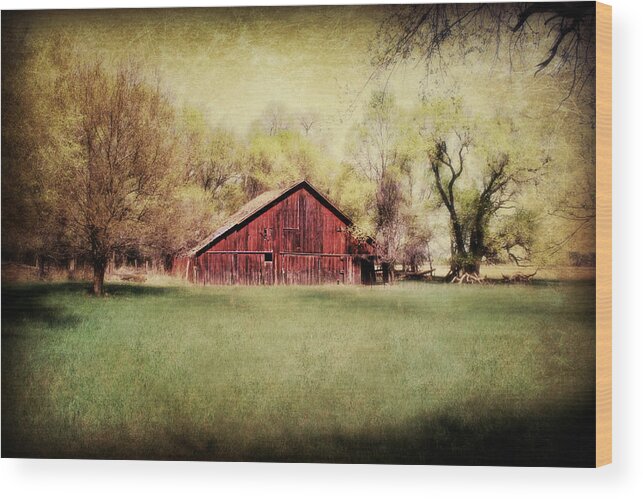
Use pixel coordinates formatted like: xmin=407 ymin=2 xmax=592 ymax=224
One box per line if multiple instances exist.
xmin=1 ymin=1 xmax=641 ymax=497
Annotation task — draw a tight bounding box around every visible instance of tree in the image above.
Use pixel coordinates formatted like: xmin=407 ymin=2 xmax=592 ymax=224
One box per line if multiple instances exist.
xmin=544 ymin=125 xmax=596 ymax=258
xmin=416 ymin=98 xmax=546 ymax=279
xmin=139 ymin=184 xmax=221 ymax=270
xmin=487 ymin=209 xmax=539 ymax=266
xmin=350 ymin=91 xmax=428 ymax=282
xmin=259 ymin=102 xmax=292 ymax=136
xmin=1 ymin=33 xmax=74 ymax=270
xmin=56 ymin=63 xmax=177 ymax=295
xmin=374 ymin=2 xmax=596 ymax=98
xmin=184 ymin=125 xmax=244 ymax=197
xmin=298 ymin=110 xmax=319 ymax=136
xmin=244 ymin=121 xmax=339 ymax=201
xmin=373 ymin=3 xmax=597 ymax=271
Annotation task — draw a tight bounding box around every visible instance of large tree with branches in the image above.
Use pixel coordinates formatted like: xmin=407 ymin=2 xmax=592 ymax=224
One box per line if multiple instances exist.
xmin=375 ymin=2 xmax=596 ymax=99
xmin=376 ymin=3 xmax=596 ymax=274
xmin=416 ymin=98 xmax=547 ymax=279
xmin=55 ymin=63 xmax=178 ymax=295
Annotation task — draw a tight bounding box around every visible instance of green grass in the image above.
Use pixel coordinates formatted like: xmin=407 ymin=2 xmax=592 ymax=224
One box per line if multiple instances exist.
xmin=1 ymin=280 xmax=595 ymax=465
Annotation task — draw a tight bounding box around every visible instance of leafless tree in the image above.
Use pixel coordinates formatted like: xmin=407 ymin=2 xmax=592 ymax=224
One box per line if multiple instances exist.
xmin=352 ymin=91 xmax=415 ymax=282
xmin=375 ymin=2 xmax=596 ymax=98
xmin=374 ymin=173 xmax=404 ymax=282
xmin=353 ymin=91 xmax=401 ymax=183
xmin=299 ymin=110 xmax=319 ymax=136
xmin=261 ymin=102 xmax=291 ymax=136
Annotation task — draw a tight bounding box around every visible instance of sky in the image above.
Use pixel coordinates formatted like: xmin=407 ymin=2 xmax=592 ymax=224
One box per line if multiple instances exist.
xmin=6 ymin=5 xmax=581 ymax=158
xmin=9 ymin=6 xmax=431 ymax=157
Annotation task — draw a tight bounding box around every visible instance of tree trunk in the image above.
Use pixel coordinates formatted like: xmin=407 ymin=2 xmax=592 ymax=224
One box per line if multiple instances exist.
xmin=381 ymin=262 xmax=392 ymax=284
xmin=446 ymin=258 xmax=462 ymax=281
xmin=445 ymin=218 xmax=485 ymax=279
xmin=445 ymin=219 xmax=469 ymax=280
xmin=467 ymin=238 xmax=483 ymax=275
xmin=464 ymin=259 xmax=481 ymax=275
xmin=92 ymin=261 xmax=106 ymax=296
xmin=67 ymin=257 xmax=76 ymax=280
xmin=36 ymin=255 xmax=46 ymax=280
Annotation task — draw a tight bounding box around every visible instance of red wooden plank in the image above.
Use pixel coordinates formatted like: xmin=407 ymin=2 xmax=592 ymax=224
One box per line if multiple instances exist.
xmin=194 ymin=184 xmax=373 ymax=285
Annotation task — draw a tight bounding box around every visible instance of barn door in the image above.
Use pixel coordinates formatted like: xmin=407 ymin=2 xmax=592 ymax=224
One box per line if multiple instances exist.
xmin=234 ymin=253 xmax=273 ymax=285
xmin=279 ymin=255 xmax=350 ymax=285
xmin=317 ymin=255 xmax=346 ymax=284
xmin=360 ymin=258 xmax=375 ymax=285
xmin=263 ymin=252 xmax=274 ymax=285
xmin=281 ymin=194 xmax=301 ymax=252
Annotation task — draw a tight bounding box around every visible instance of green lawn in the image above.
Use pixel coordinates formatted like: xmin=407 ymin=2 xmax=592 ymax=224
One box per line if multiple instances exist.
xmin=1 ymin=280 xmax=596 ymax=466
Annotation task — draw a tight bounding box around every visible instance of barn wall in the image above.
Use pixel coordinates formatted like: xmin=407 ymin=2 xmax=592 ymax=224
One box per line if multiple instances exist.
xmin=191 ymin=186 xmax=374 ymax=285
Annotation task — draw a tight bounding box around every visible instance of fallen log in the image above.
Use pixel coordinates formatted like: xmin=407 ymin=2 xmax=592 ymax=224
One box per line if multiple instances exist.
xmin=400 ymin=269 xmax=436 ymax=281
xmin=501 ymin=269 xmax=538 ymax=283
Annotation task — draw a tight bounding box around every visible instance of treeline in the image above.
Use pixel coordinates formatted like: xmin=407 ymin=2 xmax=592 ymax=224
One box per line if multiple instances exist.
xmin=0 ymin=59 xmax=340 ymax=293
xmin=3 ymin=39 xmax=593 ymax=293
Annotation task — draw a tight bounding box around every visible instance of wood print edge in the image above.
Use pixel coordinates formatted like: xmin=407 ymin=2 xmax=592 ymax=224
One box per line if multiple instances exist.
xmin=595 ymin=1 xmax=612 ymax=468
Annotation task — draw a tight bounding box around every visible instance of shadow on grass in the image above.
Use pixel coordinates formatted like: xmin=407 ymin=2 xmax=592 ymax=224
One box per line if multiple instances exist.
xmin=2 ymin=393 xmax=595 ymax=467
xmin=267 ymin=398 xmax=596 ymax=467
xmin=1 ymin=283 xmax=83 ymax=332
xmin=101 ymin=283 xmax=176 ymax=297
xmin=197 ymin=396 xmax=595 ymax=467
xmin=1 ymin=281 xmax=171 ymax=329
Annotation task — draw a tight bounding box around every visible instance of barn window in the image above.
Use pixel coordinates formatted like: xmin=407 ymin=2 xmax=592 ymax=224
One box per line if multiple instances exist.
xmin=262 ymin=228 xmax=272 ymax=241
xmin=264 ymin=252 xmax=273 ymax=262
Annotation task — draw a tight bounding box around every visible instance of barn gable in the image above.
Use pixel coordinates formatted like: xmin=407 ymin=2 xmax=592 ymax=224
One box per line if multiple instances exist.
xmin=190 ymin=180 xmax=353 ymax=256
xmin=179 ymin=180 xmax=375 ymax=285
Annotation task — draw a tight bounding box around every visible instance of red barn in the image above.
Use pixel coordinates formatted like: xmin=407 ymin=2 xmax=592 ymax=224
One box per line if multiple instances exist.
xmin=176 ymin=180 xmax=376 ymax=285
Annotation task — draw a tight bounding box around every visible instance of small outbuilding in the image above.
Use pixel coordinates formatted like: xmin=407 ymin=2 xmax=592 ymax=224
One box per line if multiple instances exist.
xmin=175 ymin=180 xmax=376 ymax=285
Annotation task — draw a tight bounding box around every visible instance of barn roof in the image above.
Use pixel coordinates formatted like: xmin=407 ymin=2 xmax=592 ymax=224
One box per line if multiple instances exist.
xmin=188 ymin=180 xmax=353 ymax=256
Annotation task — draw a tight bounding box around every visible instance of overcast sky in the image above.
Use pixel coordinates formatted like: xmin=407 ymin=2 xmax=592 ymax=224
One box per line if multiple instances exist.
xmin=13 ymin=6 xmax=435 ymax=157
xmin=8 ymin=5 xmax=573 ymax=160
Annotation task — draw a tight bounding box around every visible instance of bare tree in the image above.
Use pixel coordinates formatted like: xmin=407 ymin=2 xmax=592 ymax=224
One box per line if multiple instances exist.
xmin=545 ymin=165 xmax=595 ymax=256
xmin=261 ymin=102 xmax=291 ymax=136
xmin=353 ymin=91 xmax=401 ymax=183
xmin=375 ymin=2 xmax=596 ymax=98
xmin=299 ymin=110 xmax=319 ymax=136
xmin=374 ymin=173 xmax=404 ymax=282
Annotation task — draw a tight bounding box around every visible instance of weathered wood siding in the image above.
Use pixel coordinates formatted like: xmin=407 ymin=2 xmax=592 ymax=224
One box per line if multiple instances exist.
xmin=182 ymin=184 xmax=375 ymax=285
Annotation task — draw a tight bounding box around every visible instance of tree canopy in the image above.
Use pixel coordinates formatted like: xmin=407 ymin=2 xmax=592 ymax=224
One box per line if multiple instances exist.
xmin=1 ymin=5 xmax=597 ymax=290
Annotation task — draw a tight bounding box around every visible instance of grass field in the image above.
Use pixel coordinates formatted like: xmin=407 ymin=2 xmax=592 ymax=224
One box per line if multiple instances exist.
xmin=2 ymin=279 xmax=596 ymax=466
